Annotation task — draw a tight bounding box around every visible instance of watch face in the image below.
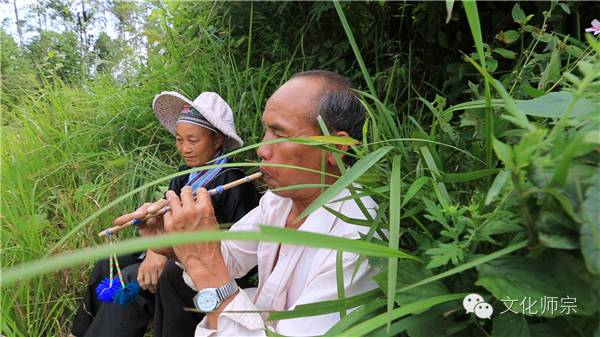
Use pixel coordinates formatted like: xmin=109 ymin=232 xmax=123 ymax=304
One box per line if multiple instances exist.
xmin=194 ymin=289 xmax=219 ymax=312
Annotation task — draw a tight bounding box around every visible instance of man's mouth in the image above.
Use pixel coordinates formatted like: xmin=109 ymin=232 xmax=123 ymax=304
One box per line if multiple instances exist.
xmin=259 ymin=167 xmax=274 ymax=181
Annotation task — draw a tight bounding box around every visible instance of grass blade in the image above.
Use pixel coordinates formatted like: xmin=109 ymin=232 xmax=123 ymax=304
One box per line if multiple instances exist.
xmin=333 ymin=0 xmax=377 ymax=97
xmin=338 ymin=294 xmax=466 ymax=336
xmin=2 ymin=226 xmax=419 ymax=286
xmin=464 ymin=0 xmax=494 ymax=172
xmin=267 ymin=289 xmax=382 ymax=321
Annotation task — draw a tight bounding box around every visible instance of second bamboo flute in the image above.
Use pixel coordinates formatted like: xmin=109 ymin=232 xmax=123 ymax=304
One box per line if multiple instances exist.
xmin=98 ymin=172 xmax=262 ymax=237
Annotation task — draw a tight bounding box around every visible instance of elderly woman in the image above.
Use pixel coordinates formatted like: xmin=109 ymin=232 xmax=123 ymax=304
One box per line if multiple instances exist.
xmin=70 ymin=92 xmax=260 ymax=337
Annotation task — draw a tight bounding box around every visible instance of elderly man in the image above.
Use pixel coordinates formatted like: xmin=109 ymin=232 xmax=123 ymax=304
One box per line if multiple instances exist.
xmin=115 ymin=70 xmax=379 ymax=336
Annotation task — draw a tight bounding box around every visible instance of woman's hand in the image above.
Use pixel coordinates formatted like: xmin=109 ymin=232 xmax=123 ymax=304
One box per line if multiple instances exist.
xmin=137 ymin=250 xmax=168 ymax=293
xmin=112 ymin=199 xmax=169 ymax=237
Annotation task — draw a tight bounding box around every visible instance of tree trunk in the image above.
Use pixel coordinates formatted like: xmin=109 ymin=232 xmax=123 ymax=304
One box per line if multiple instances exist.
xmin=12 ymin=0 xmax=24 ymax=49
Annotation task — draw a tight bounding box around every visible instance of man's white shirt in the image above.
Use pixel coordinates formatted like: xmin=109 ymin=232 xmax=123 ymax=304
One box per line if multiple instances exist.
xmin=183 ymin=189 xmax=379 ymax=337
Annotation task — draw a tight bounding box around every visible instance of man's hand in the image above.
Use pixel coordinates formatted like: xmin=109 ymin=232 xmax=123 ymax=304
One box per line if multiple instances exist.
xmin=164 ymin=186 xmax=231 ymax=288
xmin=112 ymin=199 xmax=169 ymax=237
xmin=137 ymin=250 xmax=167 ymax=293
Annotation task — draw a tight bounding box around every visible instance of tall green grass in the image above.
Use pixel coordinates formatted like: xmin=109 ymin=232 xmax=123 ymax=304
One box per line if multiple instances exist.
xmin=2 ymin=2 xmax=599 ymax=337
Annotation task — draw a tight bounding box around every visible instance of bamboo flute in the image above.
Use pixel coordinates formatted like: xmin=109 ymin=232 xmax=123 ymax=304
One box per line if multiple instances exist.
xmin=98 ymin=172 xmax=262 ymax=237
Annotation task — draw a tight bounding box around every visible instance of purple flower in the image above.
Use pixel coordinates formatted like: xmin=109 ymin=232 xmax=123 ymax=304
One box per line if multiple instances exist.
xmin=585 ymin=19 xmax=600 ymax=36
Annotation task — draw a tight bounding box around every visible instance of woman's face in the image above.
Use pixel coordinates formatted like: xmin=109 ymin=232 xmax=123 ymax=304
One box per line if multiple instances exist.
xmin=175 ymin=123 xmax=223 ymax=167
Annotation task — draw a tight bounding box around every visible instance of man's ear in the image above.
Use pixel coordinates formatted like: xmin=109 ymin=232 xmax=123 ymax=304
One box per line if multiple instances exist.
xmin=326 ymin=130 xmax=350 ymax=166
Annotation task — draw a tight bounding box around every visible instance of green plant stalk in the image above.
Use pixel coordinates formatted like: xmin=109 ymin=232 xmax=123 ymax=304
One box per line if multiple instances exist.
xmin=336 ymin=250 xmax=346 ymax=319
xmin=386 ymin=155 xmax=402 ymax=332
xmin=509 ymin=5 xmax=554 ymax=94
xmin=463 ymin=1 xmax=493 ymax=172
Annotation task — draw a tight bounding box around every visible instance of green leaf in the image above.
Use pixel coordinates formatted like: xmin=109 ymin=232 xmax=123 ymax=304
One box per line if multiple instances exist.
xmin=538 ymin=232 xmax=579 ymax=250
xmin=496 ymin=30 xmax=520 ymax=44
xmin=445 ymin=0 xmax=455 ymax=24
xmin=515 ymin=92 xmax=598 ymax=118
xmin=372 ymin=259 xmax=448 ymax=306
xmin=485 ymin=169 xmax=510 ymax=205
xmin=493 ymin=138 xmax=515 ymax=171
xmin=441 ymin=168 xmax=500 ymax=183
xmin=476 ymin=253 xmax=598 ymax=317
xmin=580 ymin=172 xmax=600 ymax=274
xmin=538 ymin=46 xmax=561 ymax=90
xmin=514 ymin=129 xmax=547 ymax=170
xmin=528 ymin=322 xmax=569 ymax=337
xmin=419 ymin=146 xmax=451 ymax=208
xmin=402 ymin=177 xmax=429 ymax=206
xmin=522 ymin=187 xmax=580 ymax=222
xmin=492 ymin=313 xmax=531 ymax=337
xmin=494 ymin=47 xmax=517 ymax=59
xmin=407 ymin=315 xmax=445 ymax=337
xmin=298 ymin=146 xmax=392 ymax=220
xmin=425 ymin=243 xmax=464 ymax=269
xmin=522 ymin=82 xmax=546 ymax=98
xmin=512 ymin=3 xmax=527 ymax=24
xmin=558 ymin=3 xmax=571 ymax=14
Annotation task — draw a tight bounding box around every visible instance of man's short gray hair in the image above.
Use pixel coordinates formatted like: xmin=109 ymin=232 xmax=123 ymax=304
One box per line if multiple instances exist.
xmin=291 ymin=70 xmax=365 ymax=141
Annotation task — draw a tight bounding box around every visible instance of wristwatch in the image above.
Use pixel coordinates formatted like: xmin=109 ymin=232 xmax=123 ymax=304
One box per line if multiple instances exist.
xmin=193 ymin=279 xmax=239 ymax=313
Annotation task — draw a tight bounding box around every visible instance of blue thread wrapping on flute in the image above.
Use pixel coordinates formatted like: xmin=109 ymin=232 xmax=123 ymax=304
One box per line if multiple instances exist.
xmin=132 ymin=219 xmax=143 ymax=226
xmin=215 ymin=185 xmax=225 ymax=194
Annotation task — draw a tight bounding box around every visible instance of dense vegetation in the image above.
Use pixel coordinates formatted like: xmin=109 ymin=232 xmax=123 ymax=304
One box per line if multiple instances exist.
xmin=1 ymin=1 xmax=599 ymax=336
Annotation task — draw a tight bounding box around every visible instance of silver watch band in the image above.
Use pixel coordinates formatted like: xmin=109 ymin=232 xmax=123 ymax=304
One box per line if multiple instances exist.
xmin=216 ymin=279 xmax=239 ymax=302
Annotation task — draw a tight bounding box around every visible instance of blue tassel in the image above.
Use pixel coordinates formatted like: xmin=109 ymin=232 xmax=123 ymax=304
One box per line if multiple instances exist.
xmin=96 ymin=277 xmax=122 ymax=302
xmin=112 ymin=281 xmax=140 ymax=306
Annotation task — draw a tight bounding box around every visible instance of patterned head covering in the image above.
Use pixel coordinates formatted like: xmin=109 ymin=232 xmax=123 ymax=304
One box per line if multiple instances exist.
xmin=152 ymin=91 xmax=243 ymax=148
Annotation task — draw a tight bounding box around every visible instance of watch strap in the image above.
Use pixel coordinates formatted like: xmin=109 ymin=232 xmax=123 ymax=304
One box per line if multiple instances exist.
xmin=215 ymin=279 xmax=239 ymax=302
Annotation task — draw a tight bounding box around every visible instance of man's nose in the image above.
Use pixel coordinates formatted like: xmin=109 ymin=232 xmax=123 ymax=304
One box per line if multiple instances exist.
xmin=257 ymin=141 xmax=272 ymax=161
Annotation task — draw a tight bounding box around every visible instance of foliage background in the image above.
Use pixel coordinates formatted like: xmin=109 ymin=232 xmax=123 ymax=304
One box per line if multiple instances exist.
xmin=1 ymin=1 xmax=599 ymax=336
